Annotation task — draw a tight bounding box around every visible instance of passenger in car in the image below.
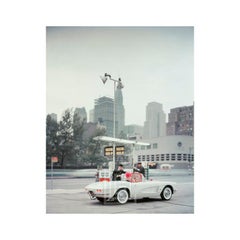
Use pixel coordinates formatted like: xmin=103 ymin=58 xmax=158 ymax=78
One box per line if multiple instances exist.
xmin=133 ymin=162 xmax=145 ymax=177
xmin=112 ymin=164 xmax=126 ymax=181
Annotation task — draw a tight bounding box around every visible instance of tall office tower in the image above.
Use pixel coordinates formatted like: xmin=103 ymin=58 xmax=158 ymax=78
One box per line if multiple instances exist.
xmin=143 ymin=102 xmax=166 ymax=139
xmin=94 ymin=96 xmax=116 ymax=137
xmin=115 ymin=88 xmax=125 ymax=136
xmin=74 ymin=107 xmax=87 ymax=122
xmin=167 ymin=105 xmax=194 ymax=136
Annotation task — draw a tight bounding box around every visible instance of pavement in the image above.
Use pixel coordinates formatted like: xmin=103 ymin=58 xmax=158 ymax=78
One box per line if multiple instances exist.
xmin=46 ymin=175 xmax=194 ymax=214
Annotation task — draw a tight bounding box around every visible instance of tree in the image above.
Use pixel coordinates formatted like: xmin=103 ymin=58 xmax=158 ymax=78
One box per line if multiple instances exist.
xmin=72 ymin=110 xmax=86 ymax=167
xmin=46 ymin=109 xmax=110 ymax=169
xmin=73 ymin=110 xmax=86 ymax=142
xmin=46 ymin=114 xmax=59 ymax=167
xmin=83 ymin=127 xmax=107 ymax=168
xmin=57 ymin=109 xmax=74 ymax=168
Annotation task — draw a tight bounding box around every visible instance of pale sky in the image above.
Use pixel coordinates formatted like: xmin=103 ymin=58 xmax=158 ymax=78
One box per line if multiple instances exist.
xmin=46 ymin=26 xmax=193 ymax=125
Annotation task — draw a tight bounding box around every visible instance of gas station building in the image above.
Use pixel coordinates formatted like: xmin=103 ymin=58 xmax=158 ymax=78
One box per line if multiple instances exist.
xmin=133 ymin=135 xmax=194 ymax=169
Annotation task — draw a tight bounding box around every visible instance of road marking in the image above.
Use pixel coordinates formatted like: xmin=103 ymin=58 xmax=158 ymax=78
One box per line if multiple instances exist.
xmin=162 ymin=201 xmax=194 ymax=208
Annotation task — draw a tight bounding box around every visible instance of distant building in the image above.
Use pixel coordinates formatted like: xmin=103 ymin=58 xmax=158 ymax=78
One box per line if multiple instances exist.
xmin=93 ymin=91 xmax=125 ymax=137
xmin=94 ymin=96 xmax=115 ymax=137
xmin=82 ymin=122 xmax=106 ymax=140
xmin=143 ymin=102 xmax=166 ymax=139
xmin=49 ymin=113 xmax=57 ymax=122
xmin=134 ymin=135 xmax=194 ymax=169
xmin=74 ymin=107 xmax=87 ymax=122
xmin=167 ymin=105 xmax=194 ymax=136
xmin=89 ymin=109 xmax=94 ymax=123
xmin=125 ymin=124 xmax=144 ymax=139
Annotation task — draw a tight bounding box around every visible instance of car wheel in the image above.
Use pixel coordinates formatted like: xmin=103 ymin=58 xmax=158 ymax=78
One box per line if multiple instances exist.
xmin=160 ymin=186 xmax=172 ymax=200
xmin=116 ymin=189 xmax=129 ymax=204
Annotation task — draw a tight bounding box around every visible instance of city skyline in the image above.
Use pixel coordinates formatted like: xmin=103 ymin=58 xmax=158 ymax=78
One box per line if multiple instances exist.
xmin=47 ymin=99 xmax=194 ymax=127
xmin=47 ymin=26 xmax=193 ymax=126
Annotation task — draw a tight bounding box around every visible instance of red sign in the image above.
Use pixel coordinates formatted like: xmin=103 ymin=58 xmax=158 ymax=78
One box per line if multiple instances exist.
xmin=51 ymin=156 xmax=58 ymax=163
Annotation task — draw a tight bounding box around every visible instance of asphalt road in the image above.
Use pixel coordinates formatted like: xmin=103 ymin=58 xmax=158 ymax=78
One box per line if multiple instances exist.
xmin=46 ymin=175 xmax=194 ymax=214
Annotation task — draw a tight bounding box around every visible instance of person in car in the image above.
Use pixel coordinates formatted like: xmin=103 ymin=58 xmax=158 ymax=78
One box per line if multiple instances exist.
xmin=133 ymin=162 xmax=145 ymax=177
xmin=112 ymin=164 xmax=126 ymax=181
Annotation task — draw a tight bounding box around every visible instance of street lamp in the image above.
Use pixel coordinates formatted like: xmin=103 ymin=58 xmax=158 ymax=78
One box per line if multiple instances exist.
xmin=100 ymin=73 xmax=124 ymax=170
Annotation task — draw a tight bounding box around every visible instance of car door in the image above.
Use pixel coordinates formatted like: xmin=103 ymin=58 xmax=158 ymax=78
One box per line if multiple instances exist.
xmin=131 ymin=181 xmax=161 ymax=199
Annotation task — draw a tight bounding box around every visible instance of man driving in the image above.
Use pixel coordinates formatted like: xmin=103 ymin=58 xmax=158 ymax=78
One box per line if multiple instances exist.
xmin=112 ymin=164 xmax=126 ymax=181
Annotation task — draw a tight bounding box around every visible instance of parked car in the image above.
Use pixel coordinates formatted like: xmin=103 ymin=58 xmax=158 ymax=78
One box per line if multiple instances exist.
xmin=85 ymin=172 xmax=176 ymax=204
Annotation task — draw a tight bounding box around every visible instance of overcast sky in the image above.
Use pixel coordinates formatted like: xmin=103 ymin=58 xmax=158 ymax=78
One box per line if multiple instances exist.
xmin=46 ymin=26 xmax=193 ymax=125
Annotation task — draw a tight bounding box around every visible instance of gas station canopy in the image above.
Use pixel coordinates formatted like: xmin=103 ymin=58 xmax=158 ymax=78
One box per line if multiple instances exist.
xmin=93 ymin=136 xmax=150 ymax=146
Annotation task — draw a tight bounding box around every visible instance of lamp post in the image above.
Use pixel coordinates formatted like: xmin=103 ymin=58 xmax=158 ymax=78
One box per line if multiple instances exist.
xmin=100 ymin=73 xmax=124 ymax=170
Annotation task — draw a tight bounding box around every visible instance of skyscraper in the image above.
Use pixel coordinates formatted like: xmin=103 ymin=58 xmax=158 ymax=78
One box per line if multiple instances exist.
xmin=167 ymin=105 xmax=194 ymax=136
xmin=94 ymin=96 xmax=115 ymax=137
xmin=143 ymin=102 xmax=166 ymax=139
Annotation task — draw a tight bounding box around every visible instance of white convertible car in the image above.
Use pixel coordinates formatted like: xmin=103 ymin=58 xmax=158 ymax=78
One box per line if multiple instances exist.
xmin=85 ymin=172 xmax=176 ymax=204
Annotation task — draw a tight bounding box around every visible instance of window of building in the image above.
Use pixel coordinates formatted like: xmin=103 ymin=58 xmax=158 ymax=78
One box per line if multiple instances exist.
xmin=188 ymin=154 xmax=191 ymax=161
xmin=183 ymin=154 xmax=187 ymax=161
xmin=153 ymin=143 xmax=158 ymax=149
xmin=191 ymin=154 xmax=194 ymax=162
xmin=138 ymin=155 xmax=141 ymax=161
xmin=141 ymin=146 xmax=145 ymax=150
xmin=177 ymin=154 xmax=182 ymax=161
xmin=135 ymin=146 xmax=140 ymax=151
xmin=156 ymin=154 xmax=160 ymax=161
xmin=151 ymin=155 xmax=154 ymax=161
xmin=146 ymin=155 xmax=150 ymax=161
xmin=142 ymin=155 xmax=145 ymax=161
xmin=166 ymin=154 xmax=169 ymax=161
xmin=161 ymin=154 xmax=165 ymax=161
xmin=147 ymin=145 xmax=151 ymax=150
xmin=171 ymin=154 xmax=176 ymax=161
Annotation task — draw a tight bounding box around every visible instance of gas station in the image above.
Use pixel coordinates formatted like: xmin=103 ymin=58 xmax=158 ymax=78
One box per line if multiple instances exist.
xmin=93 ymin=136 xmax=150 ymax=181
